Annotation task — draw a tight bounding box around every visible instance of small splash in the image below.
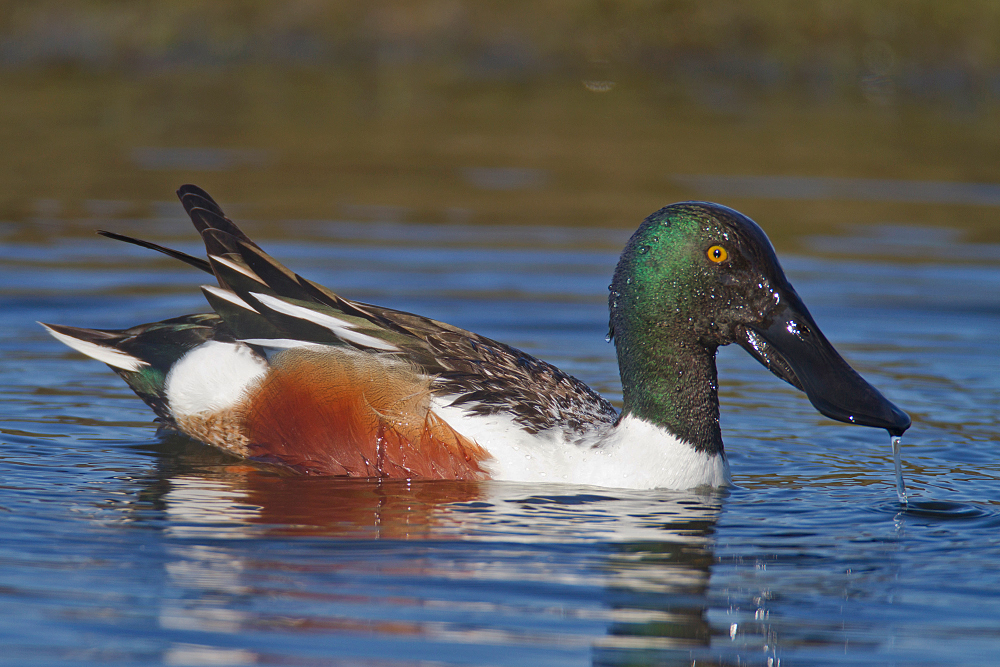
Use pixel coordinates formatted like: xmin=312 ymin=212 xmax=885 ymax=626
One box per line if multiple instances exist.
xmin=891 ymin=435 xmax=907 ymax=504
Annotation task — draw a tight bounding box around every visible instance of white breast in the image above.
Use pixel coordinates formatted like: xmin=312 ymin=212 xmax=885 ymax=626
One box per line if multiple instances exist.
xmin=431 ymin=402 xmax=731 ymax=490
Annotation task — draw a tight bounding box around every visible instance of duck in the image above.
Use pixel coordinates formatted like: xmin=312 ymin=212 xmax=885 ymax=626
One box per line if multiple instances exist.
xmin=43 ymin=185 xmax=910 ymax=490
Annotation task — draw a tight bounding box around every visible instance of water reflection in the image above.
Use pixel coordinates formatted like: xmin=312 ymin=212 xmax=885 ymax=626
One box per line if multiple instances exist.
xmin=137 ymin=438 xmax=726 ymax=662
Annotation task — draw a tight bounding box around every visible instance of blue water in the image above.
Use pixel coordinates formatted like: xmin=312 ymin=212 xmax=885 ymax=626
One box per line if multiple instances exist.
xmin=2 ymin=213 xmax=999 ymax=666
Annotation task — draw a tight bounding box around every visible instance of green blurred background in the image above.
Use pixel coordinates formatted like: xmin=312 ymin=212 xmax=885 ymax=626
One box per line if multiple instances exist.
xmin=3 ymin=1 xmax=1000 ymax=246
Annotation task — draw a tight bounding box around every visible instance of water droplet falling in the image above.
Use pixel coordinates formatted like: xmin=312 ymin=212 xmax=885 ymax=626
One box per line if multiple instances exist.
xmin=891 ymin=435 xmax=907 ymax=504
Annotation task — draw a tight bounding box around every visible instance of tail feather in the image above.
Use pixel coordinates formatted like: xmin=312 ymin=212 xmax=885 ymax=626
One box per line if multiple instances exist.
xmin=41 ymin=323 xmax=149 ymax=372
xmin=84 ymin=185 xmax=425 ymax=354
xmin=41 ymin=315 xmax=227 ymax=421
xmin=96 ymin=230 xmax=213 ymax=275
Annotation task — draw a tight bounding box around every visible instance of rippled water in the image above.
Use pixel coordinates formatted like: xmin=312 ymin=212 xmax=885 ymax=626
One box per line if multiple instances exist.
xmin=2 ymin=213 xmax=1000 ymax=666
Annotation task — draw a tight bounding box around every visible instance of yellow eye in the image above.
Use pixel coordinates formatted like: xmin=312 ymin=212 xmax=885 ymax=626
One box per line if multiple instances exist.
xmin=707 ymin=245 xmax=728 ymax=263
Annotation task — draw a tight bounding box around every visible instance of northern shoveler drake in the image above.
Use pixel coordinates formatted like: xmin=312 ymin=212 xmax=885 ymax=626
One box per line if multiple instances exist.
xmin=43 ymin=185 xmax=910 ymax=489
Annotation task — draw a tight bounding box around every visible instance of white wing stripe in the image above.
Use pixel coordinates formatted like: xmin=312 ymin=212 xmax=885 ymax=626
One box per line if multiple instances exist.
xmin=239 ymin=338 xmax=328 ymax=350
xmin=209 ymin=255 xmax=267 ymax=284
xmin=201 ymin=285 xmax=260 ymax=313
xmin=249 ymin=292 xmax=399 ymax=352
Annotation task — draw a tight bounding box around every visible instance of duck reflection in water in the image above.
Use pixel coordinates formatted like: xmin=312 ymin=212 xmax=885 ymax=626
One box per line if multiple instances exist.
xmin=143 ymin=437 xmax=727 ymax=662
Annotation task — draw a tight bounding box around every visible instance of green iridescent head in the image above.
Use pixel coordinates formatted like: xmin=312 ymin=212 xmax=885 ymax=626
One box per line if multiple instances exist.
xmin=608 ymin=202 xmax=909 ymax=452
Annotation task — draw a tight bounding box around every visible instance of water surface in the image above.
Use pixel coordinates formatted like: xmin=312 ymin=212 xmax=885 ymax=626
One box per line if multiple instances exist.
xmin=2 ymin=211 xmax=999 ymax=666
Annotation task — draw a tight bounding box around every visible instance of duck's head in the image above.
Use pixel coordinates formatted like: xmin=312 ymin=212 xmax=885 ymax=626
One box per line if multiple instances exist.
xmin=609 ymin=202 xmax=910 ymax=452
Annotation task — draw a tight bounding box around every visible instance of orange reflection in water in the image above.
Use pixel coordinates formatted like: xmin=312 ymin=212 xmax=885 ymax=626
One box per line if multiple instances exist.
xmin=160 ymin=463 xmax=486 ymax=539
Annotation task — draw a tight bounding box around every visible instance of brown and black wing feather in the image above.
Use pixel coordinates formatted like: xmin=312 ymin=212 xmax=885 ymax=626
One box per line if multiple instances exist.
xmin=102 ymin=185 xmax=620 ymax=435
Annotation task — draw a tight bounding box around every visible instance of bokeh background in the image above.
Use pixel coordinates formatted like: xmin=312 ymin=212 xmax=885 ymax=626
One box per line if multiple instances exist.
xmin=5 ymin=4 xmax=1000 ymax=666
xmin=4 ymin=0 xmax=1000 ymax=245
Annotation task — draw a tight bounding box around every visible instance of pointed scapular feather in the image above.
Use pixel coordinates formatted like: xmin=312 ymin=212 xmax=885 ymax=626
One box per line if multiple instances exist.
xmin=238 ymin=338 xmax=330 ymax=351
xmin=206 ymin=251 xmax=278 ymax=297
xmin=201 ymin=286 xmax=287 ymax=341
xmin=250 ymin=292 xmax=401 ymax=351
xmin=208 ymin=254 xmax=267 ymax=285
xmin=200 ymin=227 xmax=248 ymax=259
xmin=189 ymin=206 xmax=259 ymax=247
xmin=177 ymin=185 xmax=261 ymax=246
xmin=177 ymin=184 xmax=228 ymax=218
xmin=201 ymin=285 xmax=259 ymax=313
xmin=299 ymin=277 xmax=461 ymax=341
xmin=230 ymin=239 xmax=314 ymax=301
